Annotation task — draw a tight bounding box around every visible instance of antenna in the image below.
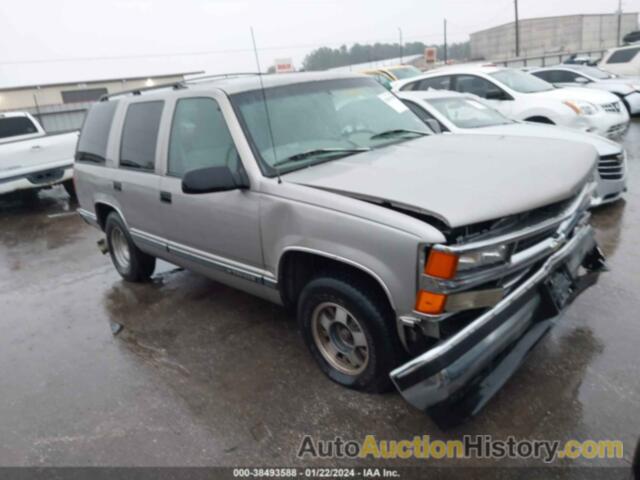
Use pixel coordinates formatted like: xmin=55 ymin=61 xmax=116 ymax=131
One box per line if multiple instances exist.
xmin=250 ymin=27 xmax=281 ymax=184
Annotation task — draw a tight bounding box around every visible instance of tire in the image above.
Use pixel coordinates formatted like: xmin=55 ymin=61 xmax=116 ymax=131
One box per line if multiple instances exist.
xmin=63 ymin=180 xmax=76 ymax=199
xmin=297 ymin=275 xmax=404 ymax=393
xmin=105 ymin=212 xmax=155 ymax=282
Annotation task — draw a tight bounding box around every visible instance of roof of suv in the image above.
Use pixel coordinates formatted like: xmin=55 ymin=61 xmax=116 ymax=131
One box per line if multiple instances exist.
xmin=196 ymin=71 xmax=365 ymax=95
xmin=105 ymin=71 xmax=369 ymax=102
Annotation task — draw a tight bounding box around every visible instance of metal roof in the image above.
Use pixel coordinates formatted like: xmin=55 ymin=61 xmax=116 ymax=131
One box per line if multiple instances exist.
xmin=0 ymin=71 xmax=203 ymax=92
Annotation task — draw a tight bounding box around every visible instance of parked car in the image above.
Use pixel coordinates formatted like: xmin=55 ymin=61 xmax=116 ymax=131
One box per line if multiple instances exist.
xmin=530 ymin=65 xmax=640 ymax=115
xmin=75 ymin=72 xmax=605 ymax=420
xmin=599 ymin=44 xmax=640 ymax=76
xmin=397 ymin=89 xmax=627 ymax=206
xmin=0 ymin=112 xmax=78 ymax=197
xmin=363 ymin=65 xmax=423 ymax=82
xmin=392 ymin=66 xmax=629 ymax=138
xmin=563 ymin=53 xmax=600 ymax=66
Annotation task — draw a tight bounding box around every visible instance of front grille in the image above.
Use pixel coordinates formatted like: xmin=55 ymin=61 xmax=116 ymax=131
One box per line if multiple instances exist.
xmin=607 ymin=123 xmax=627 ymax=136
xmin=598 ymin=153 xmax=624 ymax=180
xmin=27 ymin=168 xmax=64 ymax=185
xmin=512 ymin=227 xmax=557 ymax=254
xmin=448 ymin=193 xmax=577 ymax=244
xmin=601 ymin=101 xmax=622 ymax=113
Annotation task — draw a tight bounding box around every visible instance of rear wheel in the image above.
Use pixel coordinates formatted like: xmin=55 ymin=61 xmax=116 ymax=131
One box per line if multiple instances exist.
xmin=105 ymin=212 xmax=155 ymax=282
xmin=297 ymin=275 xmax=404 ymax=393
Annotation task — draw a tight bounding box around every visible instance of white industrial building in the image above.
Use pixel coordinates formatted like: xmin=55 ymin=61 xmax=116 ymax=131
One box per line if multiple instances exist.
xmin=0 ymin=71 xmax=200 ymax=132
xmin=471 ymin=12 xmax=639 ymax=61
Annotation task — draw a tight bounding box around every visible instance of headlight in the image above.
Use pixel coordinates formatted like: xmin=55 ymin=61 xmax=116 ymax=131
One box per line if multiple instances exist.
xmin=629 ymin=84 xmax=640 ymax=92
xmin=424 ymin=245 xmax=509 ymax=279
xmin=564 ymin=100 xmax=599 ymax=116
xmin=457 ymin=245 xmax=509 ymax=272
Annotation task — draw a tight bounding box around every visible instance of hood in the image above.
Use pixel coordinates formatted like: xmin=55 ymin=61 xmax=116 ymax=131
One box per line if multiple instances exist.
xmin=283 ymin=135 xmax=595 ymax=228
xmin=595 ymin=77 xmax=639 ymax=92
xmin=474 ymin=122 xmax=621 ymax=157
xmin=530 ymin=86 xmax=620 ymax=104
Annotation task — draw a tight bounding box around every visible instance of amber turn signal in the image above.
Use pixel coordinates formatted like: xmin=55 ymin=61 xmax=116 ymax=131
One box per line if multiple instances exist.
xmin=415 ymin=290 xmax=447 ymax=315
xmin=424 ymin=249 xmax=458 ymax=279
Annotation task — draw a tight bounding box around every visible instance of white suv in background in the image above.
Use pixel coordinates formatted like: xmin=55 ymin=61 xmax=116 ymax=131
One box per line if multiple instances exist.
xmin=599 ymin=44 xmax=640 ymax=77
xmin=392 ymin=66 xmax=629 ymax=138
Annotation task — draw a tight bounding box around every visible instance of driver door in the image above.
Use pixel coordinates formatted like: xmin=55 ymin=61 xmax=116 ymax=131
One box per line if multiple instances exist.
xmin=157 ymin=94 xmax=263 ymax=270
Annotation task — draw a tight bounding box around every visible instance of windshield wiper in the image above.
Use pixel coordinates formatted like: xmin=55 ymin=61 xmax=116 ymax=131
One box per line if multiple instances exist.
xmin=370 ymin=129 xmax=429 ymax=140
xmin=272 ymin=148 xmax=370 ymax=167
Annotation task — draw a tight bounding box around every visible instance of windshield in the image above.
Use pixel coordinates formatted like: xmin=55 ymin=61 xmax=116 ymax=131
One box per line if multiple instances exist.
xmin=490 ymin=69 xmax=555 ymax=93
xmin=428 ymin=97 xmax=512 ymax=128
xmin=388 ymin=66 xmax=422 ymax=80
xmin=232 ymin=78 xmax=430 ymax=176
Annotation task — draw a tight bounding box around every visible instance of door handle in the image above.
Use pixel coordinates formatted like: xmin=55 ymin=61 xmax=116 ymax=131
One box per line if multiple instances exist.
xmin=160 ymin=191 xmax=172 ymax=204
xmin=113 ymin=181 xmax=122 ymax=191
xmin=31 ymin=145 xmax=42 ymax=150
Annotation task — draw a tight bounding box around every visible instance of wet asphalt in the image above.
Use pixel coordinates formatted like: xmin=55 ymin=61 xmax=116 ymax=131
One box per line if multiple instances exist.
xmin=1 ymin=121 xmax=639 ymax=469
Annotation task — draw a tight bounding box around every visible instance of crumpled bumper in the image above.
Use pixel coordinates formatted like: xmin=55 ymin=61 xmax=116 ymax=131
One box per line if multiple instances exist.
xmin=390 ymin=223 xmax=605 ymax=425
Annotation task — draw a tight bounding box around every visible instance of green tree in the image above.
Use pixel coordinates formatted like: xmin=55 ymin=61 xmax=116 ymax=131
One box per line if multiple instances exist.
xmin=302 ymin=40 xmax=470 ymax=71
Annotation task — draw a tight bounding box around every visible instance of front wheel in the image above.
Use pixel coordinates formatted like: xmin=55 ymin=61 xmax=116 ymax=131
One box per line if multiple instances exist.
xmin=105 ymin=212 xmax=155 ymax=282
xmin=297 ymin=275 xmax=404 ymax=393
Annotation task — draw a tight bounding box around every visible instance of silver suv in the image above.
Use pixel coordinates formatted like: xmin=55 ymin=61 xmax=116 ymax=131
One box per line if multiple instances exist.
xmin=75 ymin=72 xmax=605 ymax=422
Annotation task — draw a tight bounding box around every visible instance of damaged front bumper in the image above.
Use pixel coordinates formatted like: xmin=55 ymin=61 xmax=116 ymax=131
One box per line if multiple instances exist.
xmin=390 ymin=222 xmax=605 ymax=423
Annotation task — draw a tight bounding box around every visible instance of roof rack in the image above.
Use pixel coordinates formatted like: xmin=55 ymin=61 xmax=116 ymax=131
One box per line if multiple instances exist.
xmin=99 ymin=72 xmax=262 ymax=102
xmin=182 ymin=72 xmax=261 ymax=85
xmin=99 ymin=82 xmax=185 ymax=101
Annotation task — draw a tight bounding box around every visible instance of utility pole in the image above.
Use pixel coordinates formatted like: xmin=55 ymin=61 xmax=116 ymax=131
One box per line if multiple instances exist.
xmin=514 ymin=0 xmax=520 ymax=57
xmin=617 ymin=0 xmax=623 ymax=46
xmin=444 ymin=18 xmax=448 ymax=63
xmin=398 ymin=27 xmax=403 ymax=63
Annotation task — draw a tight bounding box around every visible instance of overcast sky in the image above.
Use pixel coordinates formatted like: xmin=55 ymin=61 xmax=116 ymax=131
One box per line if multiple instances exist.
xmin=0 ymin=0 xmax=632 ymax=87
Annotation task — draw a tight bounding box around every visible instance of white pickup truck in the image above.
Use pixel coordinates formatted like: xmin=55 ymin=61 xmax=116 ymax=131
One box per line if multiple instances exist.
xmin=0 ymin=112 xmax=78 ymax=197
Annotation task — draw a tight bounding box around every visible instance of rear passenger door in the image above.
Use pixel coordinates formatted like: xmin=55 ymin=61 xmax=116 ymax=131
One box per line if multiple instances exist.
xmin=158 ymin=95 xmax=263 ymax=269
xmin=114 ymin=100 xmax=165 ymax=239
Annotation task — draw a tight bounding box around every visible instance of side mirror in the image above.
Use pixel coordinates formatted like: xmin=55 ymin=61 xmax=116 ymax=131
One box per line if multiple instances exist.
xmin=182 ymin=166 xmax=249 ymax=194
xmin=575 ymin=76 xmax=590 ymax=84
xmin=425 ymin=119 xmax=442 ymax=134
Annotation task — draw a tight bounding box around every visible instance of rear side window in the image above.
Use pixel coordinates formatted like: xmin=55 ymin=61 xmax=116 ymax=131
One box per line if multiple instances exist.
xmin=531 ymin=70 xmax=552 ymax=82
xmin=0 ymin=116 xmax=38 ymax=139
xmin=548 ymin=70 xmax=582 ymax=83
xmin=120 ymin=101 xmax=164 ymax=171
xmin=607 ymin=47 xmax=640 ymax=64
xmin=76 ymin=101 xmax=117 ymax=163
xmin=402 ymin=76 xmax=450 ymax=91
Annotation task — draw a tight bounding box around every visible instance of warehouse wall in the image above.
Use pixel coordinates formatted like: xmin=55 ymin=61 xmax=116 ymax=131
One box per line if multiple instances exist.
xmin=0 ymin=74 xmax=187 ymax=133
xmin=0 ymin=75 xmax=186 ymax=112
xmin=471 ymin=13 xmax=638 ymax=61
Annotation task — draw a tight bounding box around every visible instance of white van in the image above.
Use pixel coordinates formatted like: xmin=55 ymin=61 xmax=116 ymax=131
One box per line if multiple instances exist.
xmin=599 ymin=45 xmax=640 ymax=76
